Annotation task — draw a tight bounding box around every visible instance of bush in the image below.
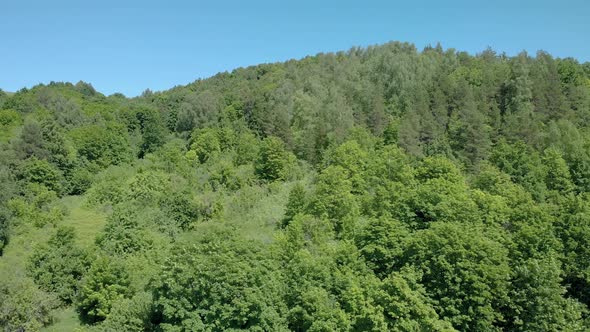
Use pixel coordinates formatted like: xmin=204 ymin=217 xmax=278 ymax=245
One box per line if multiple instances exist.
xmin=0 ymin=109 xmax=21 ymax=126
xmin=399 ymin=223 xmax=511 ymax=330
xmin=68 ymin=166 xmax=94 ymax=195
xmin=0 ymin=276 xmax=59 ymax=331
xmin=19 ymin=157 xmax=65 ymax=195
xmin=99 ymin=292 xmax=154 ymax=332
xmin=85 ymin=166 xmax=135 ymax=207
xmin=77 ymin=257 xmax=132 ymax=324
xmin=151 ymin=238 xmax=288 ymax=331
xmin=96 ymin=204 xmax=151 ymax=256
xmin=69 ymin=123 xmax=133 ymax=167
xmin=159 ymin=191 xmax=200 ymax=230
xmin=187 ymin=127 xmax=221 ymax=163
xmin=255 ymin=136 xmax=296 ymax=181
xmin=27 ymin=226 xmax=90 ymax=303
xmin=7 ymin=184 xmax=65 ymax=227
xmin=0 ymin=207 xmax=10 ymax=254
xmin=126 ymin=170 xmax=171 ymax=203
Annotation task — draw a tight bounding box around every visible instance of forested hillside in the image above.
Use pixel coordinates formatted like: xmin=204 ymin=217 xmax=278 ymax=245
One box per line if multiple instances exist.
xmin=2 ymin=41 xmax=590 ymax=331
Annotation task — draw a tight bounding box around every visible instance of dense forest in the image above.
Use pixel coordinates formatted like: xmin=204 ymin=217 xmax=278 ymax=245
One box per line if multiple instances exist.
xmin=1 ymin=41 xmax=590 ymax=331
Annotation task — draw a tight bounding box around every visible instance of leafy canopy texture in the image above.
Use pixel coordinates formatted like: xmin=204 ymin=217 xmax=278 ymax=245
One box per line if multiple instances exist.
xmin=0 ymin=42 xmax=590 ymax=331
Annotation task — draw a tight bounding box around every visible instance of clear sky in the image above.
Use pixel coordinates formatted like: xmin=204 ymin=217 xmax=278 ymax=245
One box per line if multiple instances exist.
xmin=1 ymin=0 xmax=588 ymax=97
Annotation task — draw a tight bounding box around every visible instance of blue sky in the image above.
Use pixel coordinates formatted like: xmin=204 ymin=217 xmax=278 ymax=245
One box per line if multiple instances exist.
xmin=1 ymin=0 xmax=588 ymax=96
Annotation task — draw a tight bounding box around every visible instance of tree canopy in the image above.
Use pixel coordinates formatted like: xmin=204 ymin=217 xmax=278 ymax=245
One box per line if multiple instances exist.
xmin=1 ymin=42 xmax=590 ymax=331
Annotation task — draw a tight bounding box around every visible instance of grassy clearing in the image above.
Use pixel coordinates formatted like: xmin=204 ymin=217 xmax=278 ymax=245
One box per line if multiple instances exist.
xmin=41 ymin=307 xmax=80 ymax=332
xmin=0 ymin=223 xmax=52 ymax=279
xmin=220 ymin=181 xmax=294 ymax=243
xmin=60 ymin=195 xmax=107 ymax=248
xmin=0 ymin=195 xmax=105 ymax=332
xmin=0 ymin=195 xmax=105 ymax=277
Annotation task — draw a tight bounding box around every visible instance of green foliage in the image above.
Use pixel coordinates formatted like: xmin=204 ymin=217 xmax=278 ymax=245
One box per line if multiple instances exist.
xmin=399 ymin=223 xmax=511 ymax=331
xmin=310 ymin=165 xmax=358 ymax=235
xmin=356 ymin=218 xmax=409 ymax=277
xmin=0 ymin=210 xmax=9 ymax=254
xmin=279 ymin=225 xmax=354 ymax=331
xmin=378 ymin=269 xmax=456 ymax=331
xmin=126 ymin=170 xmax=171 ymax=203
xmin=152 ymin=234 xmax=288 ymax=331
xmin=448 ymin=96 xmax=491 ymax=165
xmin=175 ymin=90 xmax=221 ymax=132
xmin=2 ymin=42 xmax=590 ymax=331
xmin=552 ymin=195 xmax=590 ymax=305
xmin=409 ymin=175 xmax=478 ymax=226
xmin=545 ymin=120 xmax=590 ymax=192
xmin=69 ymin=123 xmax=132 ymax=168
xmin=135 ymin=108 xmax=168 ymax=157
xmin=68 ymin=166 xmax=94 ymax=195
xmin=234 ymin=130 xmax=260 ymax=165
xmin=40 ymin=119 xmax=74 ymax=174
xmin=0 ymin=276 xmax=59 ymax=331
xmin=382 ymin=119 xmax=400 ymax=145
xmin=0 ymin=166 xmax=18 ymax=253
xmin=145 ymin=138 xmax=191 ymax=174
xmin=381 ymin=157 xmax=481 ymax=228
xmin=99 ymin=292 xmax=154 ymax=332
xmin=415 ymin=157 xmax=463 ymax=183
xmin=0 ymin=109 xmax=21 ymax=126
xmin=255 ymin=136 xmax=296 ymax=181
xmin=13 ymin=119 xmax=50 ymax=160
xmin=19 ymin=157 xmax=65 ymax=195
xmin=27 ymin=226 xmax=90 ymax=303
xmin=77 ymin=256 xmax=132 ymax=324
xmin=543 ymin=147 xmax=575 ymax=193
xmin=490 ymin=140 xmax=547 ymax=200
xmin=95 ymin=204 xmax=151 ymax=256
xmin=207 ymin=156 xmax=255 ymax=190
xmin=159 ymin=190 xmax=200 ymax=230
xmin=74 ymin=81 xmax=97 ymax=96
xmin=324 ymin=140 xmax=369 ymax=193
xmin=85 ymin=165 xmax=135 ymax=207
xmin=7 ymin=183 xmax=66 ymax=227
xmin=282 ymin=182 xmax=308 ymax=227
xmin=506 ymin=257 xmax=587 ymax=331
xmin=187 ymin=127 xmax=222 ymax=163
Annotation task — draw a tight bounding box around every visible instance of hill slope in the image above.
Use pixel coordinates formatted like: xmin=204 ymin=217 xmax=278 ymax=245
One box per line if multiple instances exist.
xmin=1 ymin=41 xmax=590 ymax=331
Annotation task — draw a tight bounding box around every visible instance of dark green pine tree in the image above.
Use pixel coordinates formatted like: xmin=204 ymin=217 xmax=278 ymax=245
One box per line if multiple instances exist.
xmin=503 ymin=52 xmax=541 ymax=145
xmin=449 ymin=82 xmax=491 ymax=166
